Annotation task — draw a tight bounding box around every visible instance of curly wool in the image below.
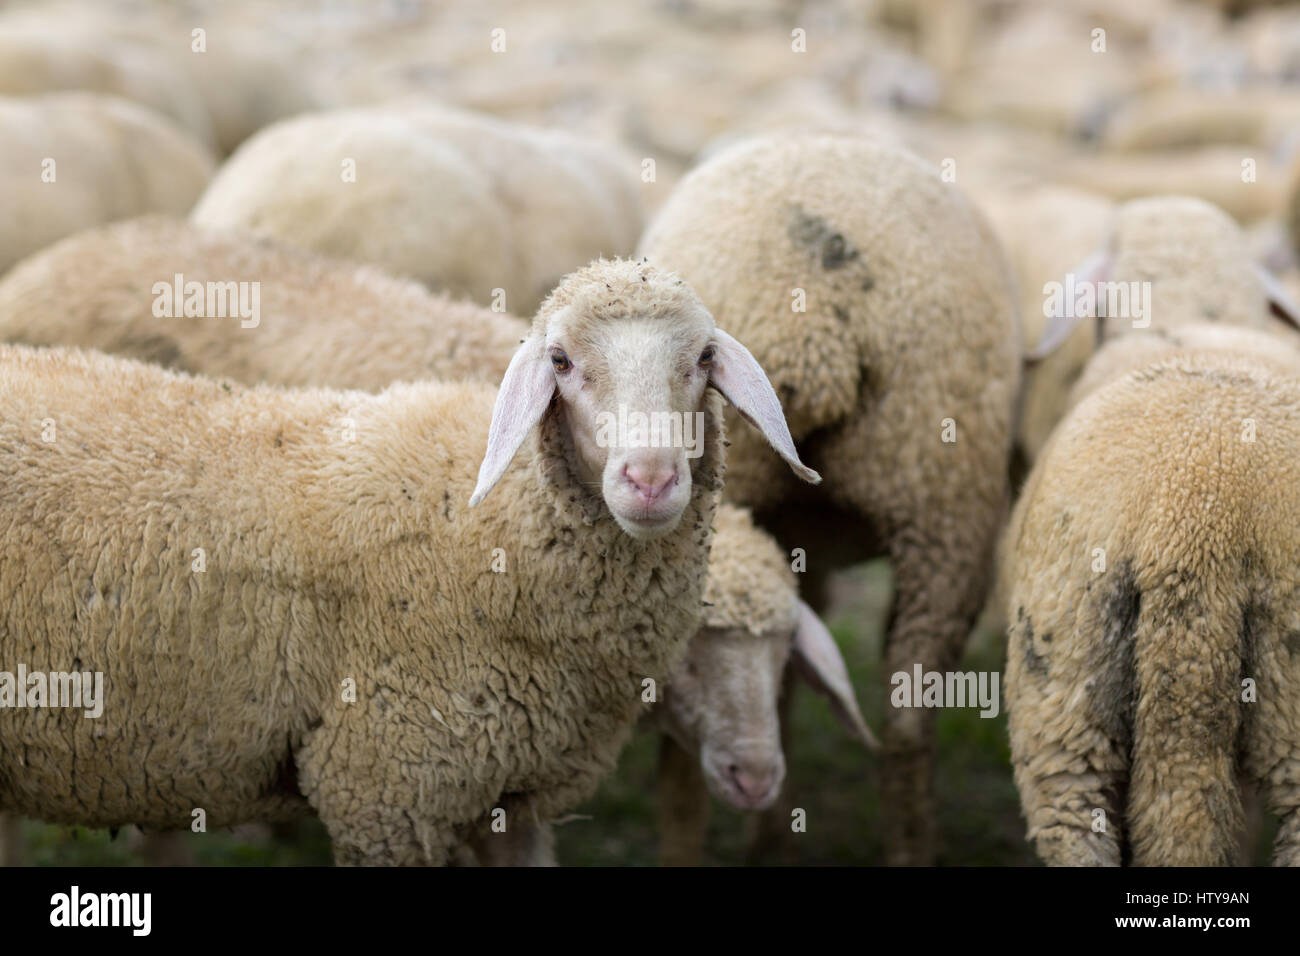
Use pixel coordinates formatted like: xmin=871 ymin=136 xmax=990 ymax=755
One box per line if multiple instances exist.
xmin=0 ymin=216 xmax=528 ymax=390
xmin=0 ymin=342 xmax=725 ymax=865
xmin=1003 ymin=340 xmax=1300 ymax=866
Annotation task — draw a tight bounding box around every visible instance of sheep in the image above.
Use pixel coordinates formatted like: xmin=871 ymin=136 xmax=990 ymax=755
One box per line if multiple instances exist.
xmin=190 ymin=105 xmax=643 ymax=316
xmin=0 ymin=217 xmax=872 ymax=866
xmin=0 ymin=216 xmax=528 ymax=389
xmin=0 ymin=93 xmax=215 ymax=277
xmin=1025 ymin=195 xmax=1300 ymax=462
xmin=0 ymin=259 xmax=818 ymax=865
xmin=638 ymin=134 xmax=1022 ymax=865
xmin=1054 ymin=146 xmax=1287 ymax=224
xmin=971 ymin=185 xmax=1114 ymax=465
xmin=0 ymin=24 xmax=215 ymax=150
xmin=1001 ymin=324 xmax=1300 ymax=865
xmin=651 ymin=503 xmax=875 ymax=867
xmin=460 ymin=503 xmax=876 ymax=868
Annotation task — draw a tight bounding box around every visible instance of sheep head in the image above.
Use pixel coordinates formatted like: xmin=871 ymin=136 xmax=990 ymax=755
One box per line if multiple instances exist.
xmin=470 ymin=258 xmax=819 ymax=539
xmin=661 ymin=599 xmax=877 ymax=811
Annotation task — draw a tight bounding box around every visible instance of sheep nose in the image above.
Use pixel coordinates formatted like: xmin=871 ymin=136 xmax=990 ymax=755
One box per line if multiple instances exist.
xmin=728 ymin=762 xmax=778 ymax=801
xmin=623 ymin=463 xmax=677 ymax=502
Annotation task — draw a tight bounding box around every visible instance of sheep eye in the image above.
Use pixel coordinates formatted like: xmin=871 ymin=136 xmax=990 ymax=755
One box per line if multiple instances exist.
xmin=698 ymin=347 xmax=715 ymax=367
xmin=551 ymin=351 xmax=572 ymax=372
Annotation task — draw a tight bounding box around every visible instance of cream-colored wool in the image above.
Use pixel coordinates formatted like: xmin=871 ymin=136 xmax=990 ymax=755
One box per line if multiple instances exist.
xmin=191 ymin=108 xmax=522 ymax=308
xmin=1003 ymin=337 xmax=1300 ymax=865
xmin=190 ymin=106 xmax=642 ymax=315
xmin=1025 ymin=196 xmax=1296 ymax=461
xmin=0 ymin=25 xmax=215 ymax=148
xmin=0 ymin=221 xmax=846 ymax=868
xmin=1056 ymin=147 xmax=1286 ymax=224
xmin=639 ymin=134 xmax=1021 ymax=865
xmin=973 ymin=185 xmax=1114 ymax=463
xmin=0 ymin=94 xmax=215 ymax=276
xmin=0 ymin=217 xmax=528 ymax=389
xmin=0 ymin=260 xmax=773 ymax=865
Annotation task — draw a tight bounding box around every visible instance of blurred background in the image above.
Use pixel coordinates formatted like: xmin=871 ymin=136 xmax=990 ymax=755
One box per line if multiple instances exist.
xmin=2 ymin=0 xmax=1297 ymax=864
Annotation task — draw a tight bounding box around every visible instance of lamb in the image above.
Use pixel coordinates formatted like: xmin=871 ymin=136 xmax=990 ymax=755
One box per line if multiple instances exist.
xmin=462 ymin=503 xmax=876 ymax=867
xmin=1001 ymin=323 xmax=1300 ymax=865
xmin=0 ymin=217 xmax=873 ymax=866
xmin=190 ymin=105 xmax=643 ymax=315
xmin=638 ymin=134 xmax=1022 ymax=865
xmin=0 ymin=217 xmax=528 ymax=389
xmin=0 ymin=94 xmax=215 ymax=277
xmin=651 ymin=503 xmax=876 ymax=866
xmin=1025 ymin=195 xmax=1300 ymax=461
xmin=0 ymin=259 xmax=818 ymax=865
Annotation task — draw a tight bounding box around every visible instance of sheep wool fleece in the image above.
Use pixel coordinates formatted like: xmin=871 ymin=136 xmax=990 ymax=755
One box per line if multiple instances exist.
xmin=0 ymin=341 xmax=725 ymax=865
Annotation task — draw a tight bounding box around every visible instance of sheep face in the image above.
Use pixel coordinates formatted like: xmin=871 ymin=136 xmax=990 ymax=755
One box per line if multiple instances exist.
xmin=548 ymin=308 xmax=717 ymax=539
xmin=470 ymin=260 xmax=819 ymax=536
xmin=663 ymin=625 xmax=792 ymax=810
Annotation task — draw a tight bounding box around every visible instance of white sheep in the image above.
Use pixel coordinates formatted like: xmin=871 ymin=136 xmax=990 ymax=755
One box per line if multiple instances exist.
xmin=1002 ymin=322 xmax=1300 ymax=865
xmin=0 ymin=217 xmax=872 ymax=866
xmin=0 ymin=216 xmax=528 ymax=389
xmin=1026 ymin=195 xmax=1300 ymax=460
xmin=190 ymin=105 xmax=643 ymax=315
xmin=0 ymin=259 xmax=817 ymax=865
xmin=639 ymin=133 xmax=1022 ymax=865
xmin=0 ymin=24 xmax=215 ymax=149
xmin=0 ymin=94 xmax=215 ymax=276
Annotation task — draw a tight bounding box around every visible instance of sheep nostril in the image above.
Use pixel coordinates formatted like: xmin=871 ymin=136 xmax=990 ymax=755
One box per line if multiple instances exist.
xmin=624 ymin=463 xmax=676 ymax=501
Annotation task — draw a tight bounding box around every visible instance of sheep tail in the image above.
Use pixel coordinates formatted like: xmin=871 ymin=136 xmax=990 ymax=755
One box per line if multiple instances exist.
xmin=1126 ymin=569 xmax=1245 ymax=866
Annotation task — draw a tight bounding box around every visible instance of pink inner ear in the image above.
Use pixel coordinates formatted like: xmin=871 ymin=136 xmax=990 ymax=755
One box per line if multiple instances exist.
xmin=792 ymin=600 xmax=878 ymax=751
xmin=470 ymin=335 xmax=555 ymax=505
xmin=708 ymin=328 xmax=820 ymax=484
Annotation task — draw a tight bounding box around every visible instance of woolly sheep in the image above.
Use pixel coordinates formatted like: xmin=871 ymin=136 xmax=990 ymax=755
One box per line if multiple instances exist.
xmin=0 ymin=25 xmax=215 ymax=149
xmin=1002 ymin=326 xmax=1300 ymax=865
xmin=972 ymin=185 xmax=1114 ymax=464
xmin=639 ymin=134 xmax=1022 ymax=865
xmin=190 ymin=106 xmax=643 ymax=316
xmin=1100 ymin=86 xmax=1300 ymax=152
xmin=651 ymin=503 xmax=875 ymax=866
xmin=462 ymin=503 xmax=875 ymax=867
xmin=0 ymin=94 xmax=215 ymax=276
xmin=0 ymin=259 xmax=818 ymax=865
xmin=0 ymin=217 xmax=528 ymax=389
xmin=1055 ymin=146 xmax=1287 ymax=224
xmin=1026 ymin=195 xmax=1300 ymax=460
xmin=0 ymin=218 xmax=871 ymax=866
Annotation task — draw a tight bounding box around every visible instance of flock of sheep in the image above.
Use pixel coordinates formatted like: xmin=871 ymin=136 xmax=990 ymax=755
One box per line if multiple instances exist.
xmin=3 ymin=0 xmax=1300 ymax=867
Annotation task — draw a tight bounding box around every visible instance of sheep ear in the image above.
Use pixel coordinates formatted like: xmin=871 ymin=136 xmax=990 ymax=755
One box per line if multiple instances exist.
xmin=791 ymin=600 xmax=878 ymax=752
xmin=708 ymin=328 xmax=820 ymax=484
xmin=1026 ymin=249 xmax=1111 ymax=362
xmin=470 ymin=335 xmax=554 ymax=505
xmin=1251 ymin=263 xmax=1300 ymax=332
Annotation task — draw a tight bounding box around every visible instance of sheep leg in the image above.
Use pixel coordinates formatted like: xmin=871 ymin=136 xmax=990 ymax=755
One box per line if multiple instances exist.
xmin=296 ymin=723 xmax=461 ymax=866
xmin=657 ymin=734 xmax=710 ymax=866
xmin=1005 ymin=611 xmax=1126 ymax=867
